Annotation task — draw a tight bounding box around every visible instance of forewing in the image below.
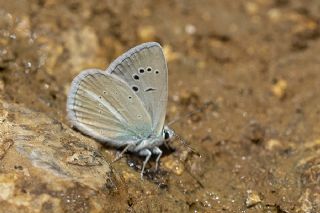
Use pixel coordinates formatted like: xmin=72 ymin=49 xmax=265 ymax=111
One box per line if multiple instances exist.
xmin=67 ymin=69 xmax=153 ymax=147
xmin=106 ymin=42 xmax=168 ymax=136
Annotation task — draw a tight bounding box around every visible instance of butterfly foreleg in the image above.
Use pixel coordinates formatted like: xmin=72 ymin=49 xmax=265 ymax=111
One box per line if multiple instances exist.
xmin=138 ymin=149 xmax=152 ymax=179
xmin=152 ymin=147 xmax=162 ymax=170
xmin=112 ymin=144 xmax=134 ymax=163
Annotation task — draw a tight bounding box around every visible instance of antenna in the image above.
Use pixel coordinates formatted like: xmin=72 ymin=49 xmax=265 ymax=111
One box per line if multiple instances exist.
xmin=167 ymin=101 xmax=213 ymax=158
xmin=167 ymin=101 xmax=213 ymax=126
xmin=174 ymin=133 xmax=201 ymax=158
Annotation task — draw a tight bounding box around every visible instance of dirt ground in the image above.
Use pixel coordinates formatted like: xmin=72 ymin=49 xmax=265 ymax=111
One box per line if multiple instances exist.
xmin=0 ymin=0 xmax=319 ymax=212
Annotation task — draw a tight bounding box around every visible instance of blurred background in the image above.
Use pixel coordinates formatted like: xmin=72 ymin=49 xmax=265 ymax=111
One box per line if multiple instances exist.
xmin=0 ymin=0 xmax=319 ymax=212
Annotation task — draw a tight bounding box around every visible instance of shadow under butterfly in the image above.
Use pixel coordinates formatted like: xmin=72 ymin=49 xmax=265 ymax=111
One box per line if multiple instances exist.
xmin=67 ymin=42 xmax=177 ymax=179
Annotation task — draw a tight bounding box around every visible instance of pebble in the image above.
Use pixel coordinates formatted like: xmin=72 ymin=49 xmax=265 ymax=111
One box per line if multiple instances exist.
xmin=163 ymin=156 xmax=185 ymax=175
xmin=0 ymin=174 xmax=16 ymax=200
xmin=271 ymin=79 xmax=287 ymax=99
xmin=138 ymin=26 xmax=156 ymax=42
xmin=245 ymin=190 xmax=261 ymax=208
xmin=163 ymin=45 xmax=180 ymax=62
xmin=185 ymin=24 xmax=196 ymax=35
xmin=265 ymin=139 xmax=282 ymax=151
xmin=268 ymin=8 xmax=281 ymax=22
xmin=245 ymin=2 xmax=259 ymax=15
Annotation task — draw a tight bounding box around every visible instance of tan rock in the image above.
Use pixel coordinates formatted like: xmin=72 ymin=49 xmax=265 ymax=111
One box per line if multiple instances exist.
xmin=163 ymin=155 xmax=184 ymax=175
xmin=163 ymin=45 xmax=181 ymax=62
xmin=138 ymin=26 xmax=156 ymax=42
xmin=62 ymin=27 xmax=106 ymax=76
xmin=0 ymin=174 xmax=17 ymax=200
xmin=265 ymin=139 xmax=282 ymax=151
xmin=245 ymin=2 xmax=259 ymax=15
xmin=0 ymin=100 xmax=128 ymax=212
xmin=271 ymin=79 xmax=287 ymax=99
xmin=245 ymin=190 xmax=261 ymax=208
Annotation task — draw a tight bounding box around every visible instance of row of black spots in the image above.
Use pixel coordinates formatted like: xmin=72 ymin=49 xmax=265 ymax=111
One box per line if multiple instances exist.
xmin=134 ymin=67 xmax=159 ymax=78
xmin=132 ymin=67 xmax=159 ymax=85
xmin=139 ymin=67 xmax=153 ymax=74
xmin=130 ymin=66 xmax=159 ymax=93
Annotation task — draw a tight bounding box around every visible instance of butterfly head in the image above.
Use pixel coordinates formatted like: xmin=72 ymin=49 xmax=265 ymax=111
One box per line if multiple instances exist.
xmin=163 ymin=125 xmax=175 ymax=142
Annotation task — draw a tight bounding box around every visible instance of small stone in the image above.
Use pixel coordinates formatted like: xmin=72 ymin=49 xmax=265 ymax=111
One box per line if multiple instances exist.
xmin=163 ymin=45 xmax=180 ymax=62
xmin=163 ymin=155 xmax=184 ymax=175
xmin=138 ymin=26 xmax=156 ymax=42
xmin=265 ymin=139 xmax=282 ymax=151
xmin=0 ymin=139 xmax=13 ymax=160
xmin=0 ymin=174 xmax=17 ymax=200
xmin=271 ymin=79 xmax=287 ymax=99
xmin=245 ymin=190 xmax=261 ymax=208
xmin=268 ymin=9 xmax=281 ymax=22
xmin=292 ymin=19 xmax=319 ymax=41
xmin=298 ymin=189 xmax=312 ymax=213
xmin=185 ymin=24 xmax=196 ymax=35
xmin=122 ymin=171 xmax=137 ymax=181
xmin=15 ymin=15 xmax=31 ymax=38
xmin=304 ymin=139 xmax=320 ymax=150
xmin=209 ymin=38 xmax=224 ymax=48
xmin=245 ymin=2 xmax=259 ymax=15
xmin=66 ymin=151 xmax=103 ymax=166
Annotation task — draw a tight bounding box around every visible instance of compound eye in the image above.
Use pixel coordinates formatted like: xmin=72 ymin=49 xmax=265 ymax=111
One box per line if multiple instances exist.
xmin=164 ymin=131 xmax=170 ymax=140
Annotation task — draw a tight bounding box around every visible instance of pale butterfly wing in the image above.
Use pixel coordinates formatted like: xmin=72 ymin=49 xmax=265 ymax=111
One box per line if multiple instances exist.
xmin=106 ymin=42 xmax=168 ymax=136
xmin=67 ymin=69 xmax=153 ymax=147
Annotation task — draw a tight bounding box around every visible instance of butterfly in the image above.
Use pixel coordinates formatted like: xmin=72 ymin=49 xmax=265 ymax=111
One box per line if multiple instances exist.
xmin=67 ymin=42 xmax=175 ymax=178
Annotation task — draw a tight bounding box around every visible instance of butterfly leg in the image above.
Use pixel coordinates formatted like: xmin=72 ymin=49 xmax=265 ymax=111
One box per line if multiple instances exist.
xmin=112 ymin=144 xmax=133 ymax=163
xmin=138 ymin=149 xmax=152 ymax=179
xmin=152 ymin=147 xmax=162 ymax=170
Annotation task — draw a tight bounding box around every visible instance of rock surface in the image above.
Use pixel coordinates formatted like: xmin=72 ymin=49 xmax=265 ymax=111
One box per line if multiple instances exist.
xmin=0 ymin=101 xmax=127 ymax=212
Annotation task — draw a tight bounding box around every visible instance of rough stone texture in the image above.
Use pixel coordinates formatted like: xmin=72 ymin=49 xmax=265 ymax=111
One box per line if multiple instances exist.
xmin=0 ymin=101 xmax=128 ymax=212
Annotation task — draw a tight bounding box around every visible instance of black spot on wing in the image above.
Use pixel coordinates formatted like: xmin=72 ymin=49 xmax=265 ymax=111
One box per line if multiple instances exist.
xmin=132 ymin=86 xmax=139 ymax=92
xmin=133 ymin=74 xmax=139 ymax=80
xmin=139 ymin=68 xmax=144 ymax=73
xmin=145 ymin=88 xmax=156 ymax=92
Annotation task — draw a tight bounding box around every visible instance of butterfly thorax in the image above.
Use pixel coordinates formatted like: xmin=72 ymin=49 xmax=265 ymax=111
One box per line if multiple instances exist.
xmin=129 ymin=126 xmax=175 ymax=153
xmin=130 ymin=135 xmax=164 ymax=152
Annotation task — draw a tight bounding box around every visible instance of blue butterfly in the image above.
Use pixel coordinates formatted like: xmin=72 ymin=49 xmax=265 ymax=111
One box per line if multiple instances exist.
xmin=67 ymin=42 xmax=175 ymax=178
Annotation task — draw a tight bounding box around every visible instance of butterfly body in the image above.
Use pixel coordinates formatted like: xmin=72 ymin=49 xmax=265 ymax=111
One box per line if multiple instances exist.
xmin=67 ymin=42 xmax=175 ymax=178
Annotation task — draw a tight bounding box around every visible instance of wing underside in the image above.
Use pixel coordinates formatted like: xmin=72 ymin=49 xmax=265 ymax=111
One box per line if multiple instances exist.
xmin=106 ymin=42 xmax=168 ymax=136
xmin=67 ymin=69 xmax=153 ymax=147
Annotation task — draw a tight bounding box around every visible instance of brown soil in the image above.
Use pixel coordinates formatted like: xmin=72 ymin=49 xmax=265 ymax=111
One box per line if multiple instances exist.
xmin=0 ymin=0 xmax=319 ymax=212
